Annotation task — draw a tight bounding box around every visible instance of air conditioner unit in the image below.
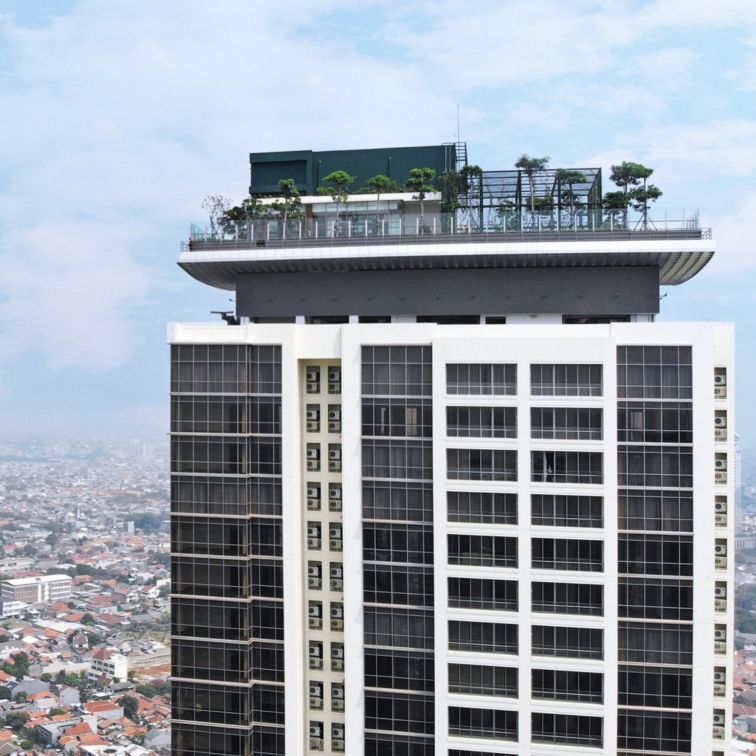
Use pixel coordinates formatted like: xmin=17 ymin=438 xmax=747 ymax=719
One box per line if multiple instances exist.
xmin=713 ymin=670 xmax=725 ymax=683
xmin=308 ymin=565 xmax=320 ymax=578
xmin=329 ymin=448 xmax=341 ymax=460
xmin=331 ymin=605 xmax=343 ymax=619
xmin=328 ymin=369 xmax=341 ymax=383
xmin=329 ymin=408 xmax=341 ymax=422
xmin=332 ymin=686 xmax=344 ymax=700
xmin=309 ymin=644 xmax=321 ymax=658
xmin=714 ymin=372 xmax=726 ymax=385
xmin=308 ymin=604 xmax=321 ymax=617
xmin=307 ymin=409 xmax=319 ymax=421
xmin=329 ymin=486 xmax=342 ymax=499
xmin=715 ymin=628 xmax=726 ymax=641
xmin=715 ymin=514 xmax=727 ymax=527
xmin=307 ymin=421 xmax=319 ymax=433
xmin=714 ymin=414 xmax=727 ymax=427
xmin=715 ymin=499 xmax=727 ymax=513
xmin=715 ymin=386 xmax=727 ymax=399
xmin=332 ymin=646 xmax=344 ymax=659
xmin=714 ymin=458 xmax=727 ymax=471
xmin=332 ymin=658 xmax=344 ymax=671
xmin=307 ymin=447 xmax=320 ymax=460
xmin=310 ymin=683 xmax=322 ymax=697
xmin=331 ymin=579 xmax=343 ymax=591
xmin=310 ymin=724 xmax=322 ymax=738
xmin=332 ymin=699 xmax=345 ymax=711
xmin=330 ymin=527 xmax=342 ymax=539
xmin=715 ymin=543 xmax=727 ymax=556
xmin=307 ymin=486 xmax=320 ymax=499
xmin=307 ymin=527 xmax=319 ymax=538
xmin=715 ymin=641 xmax=727 ymax=655
xmin=713 ymin=712 xmax=725 ymax=726
xmin=714 ymin=585 xmax=727 ymax=598
xmin=331 ymin=565 xmax=343 ymax=579
xmin=332 ymin=725 xmax=344 ymax=739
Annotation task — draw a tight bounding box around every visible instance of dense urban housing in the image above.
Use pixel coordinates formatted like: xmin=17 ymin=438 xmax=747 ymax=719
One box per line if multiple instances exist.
xmin=170 ymin=143 xmax=734 ymax=755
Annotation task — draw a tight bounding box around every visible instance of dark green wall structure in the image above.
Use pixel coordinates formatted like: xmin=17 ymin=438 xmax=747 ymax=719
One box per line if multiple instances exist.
xmin=249 ymin=145 xmax=455 ymax=196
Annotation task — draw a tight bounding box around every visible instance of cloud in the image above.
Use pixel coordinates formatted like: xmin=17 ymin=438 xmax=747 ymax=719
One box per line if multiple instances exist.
xmin=0 ymin=0 xmax=458 ymax=379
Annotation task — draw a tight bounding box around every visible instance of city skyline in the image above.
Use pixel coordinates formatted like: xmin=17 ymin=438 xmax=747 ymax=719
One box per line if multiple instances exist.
xmin=0 ymin=0 xmax=755 ymax=447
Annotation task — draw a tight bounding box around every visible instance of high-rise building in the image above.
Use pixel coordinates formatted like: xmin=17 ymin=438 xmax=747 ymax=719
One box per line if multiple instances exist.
xmin=169 ymin=144 xmax=734 ymax=756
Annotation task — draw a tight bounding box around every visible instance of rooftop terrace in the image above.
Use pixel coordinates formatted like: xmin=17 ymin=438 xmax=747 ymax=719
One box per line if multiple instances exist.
xmin=181 ymin=143 xmax=715 ymax=291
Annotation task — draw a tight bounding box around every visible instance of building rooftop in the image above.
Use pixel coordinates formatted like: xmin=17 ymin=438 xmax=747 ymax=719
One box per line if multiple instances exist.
xmin=180 ymin=143 xmax=716 ymax=318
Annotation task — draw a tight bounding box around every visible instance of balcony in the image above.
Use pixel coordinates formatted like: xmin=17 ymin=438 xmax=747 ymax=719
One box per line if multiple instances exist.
xmin=184 ymin=209 xmax=708 ymax=253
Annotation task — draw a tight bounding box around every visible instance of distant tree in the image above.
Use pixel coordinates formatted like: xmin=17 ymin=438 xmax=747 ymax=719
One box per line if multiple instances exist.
xmin=49 ymin=707 xmax=65 ymax=716
xmin=515 ymin=155 xmax=549 ymax=213
xmin=136 ymin=683 xmax=157 ymax=698
xmin=81 ymin=613 xmax=95 ymax=626
xmin=86 ymin=632 xmax=102 ymax=647
xmin=120 ymin=694 xmax=139 ymax=721
xmin=40 ymin=673 xmax=51 ymax=682
xmin=14 ymin=691 xmax=27 ymax=703
xmin=405 ymin=167 xmax=437 ymax=219
xmin=317 ymin=170 xmax=356 ymax=222
xmin=4 ymin=711 xmax=28 ymax=732
xmin=0 ymin=686 xmax=11 ymax=700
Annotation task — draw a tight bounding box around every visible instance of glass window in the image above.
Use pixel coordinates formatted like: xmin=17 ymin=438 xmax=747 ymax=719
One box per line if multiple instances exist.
xmin=531 ymin=451 xmax=603 ymax=484
xmin=618 ymin=490 xmax=693 ymax=532
xmin=447 ymin=449 xmax=517 ymax=481
xmin=530 ymin=364 xmax=602 ymax=397
xmin=448 ymin=491 xmax=517 ymax=525
xmin=531 ymin=407 xmax=602 ymax=440
xmin=617 ymin=345 xmax=692 ymax=399
xmin=449 ymin=664 xmax=518 ymax=697
xmin=448 ymin=577 xmax=518 ymax=611
xmin=447 ymin=406 xmax=517 ymax=438
xmin=532 ymin=538 xmax=603 ymax=572
xmin=619 ymin=622 xmax=692 ymax=665
xmin=531 ymin=712 xmax=602 ymax=747
xmin=448 ymin=621 xmax=518 ymax=654
xmin=532 ymin=669 xmax=603 ymax=703
xmin=532 ymin=582 xmax=603 ymax=616
xmin=531 ymin=494 xmax=602 ymax=528
xmin=446 ymin=364 xmax=516 ymax=395
xmin=532 ymin=625 xmax=603 ymax=660
xmin=448 ymin=534 xmax=518 ymax=568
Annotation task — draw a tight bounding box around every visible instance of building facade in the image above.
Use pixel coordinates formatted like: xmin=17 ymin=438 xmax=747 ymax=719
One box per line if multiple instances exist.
xmin=1 ymin=574 xmax=72 ymax=618
xmin=170 ymin=145 xmax=734 ymax=756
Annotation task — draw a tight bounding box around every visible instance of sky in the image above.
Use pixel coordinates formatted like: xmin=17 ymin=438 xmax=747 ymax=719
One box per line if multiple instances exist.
xmin=0 ymin=0 xmax=753 ymax=444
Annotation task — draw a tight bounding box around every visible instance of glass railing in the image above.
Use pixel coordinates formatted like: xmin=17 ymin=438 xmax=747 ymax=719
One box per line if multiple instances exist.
xmin=185 ymin=208 xmax=706 ymax=248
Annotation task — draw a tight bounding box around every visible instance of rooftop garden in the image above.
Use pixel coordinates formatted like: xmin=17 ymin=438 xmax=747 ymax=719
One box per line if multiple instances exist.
xmin=192 ymin=152 xmax=701 ymax=243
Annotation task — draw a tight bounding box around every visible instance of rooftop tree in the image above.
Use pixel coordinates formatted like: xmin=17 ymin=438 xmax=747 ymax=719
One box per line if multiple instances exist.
xmin=609 ymin=161 xmax=654 ymax=227
xmin=201 ymin=194 xmax=232 ymax=238
xmin=515 ymin=155 xmax=549 ymax=213
xmin=317 ymin=170 xmax=356 ymax=222
xmin=365 ymin=174 xmax=398 ymax=198
xmin=271 ymin=178 xmax=304 ymax=225
xmin=405 ymin=167 xmax=437 ymax=220
xmin=555 ymin=169 xmax=587 ymax=221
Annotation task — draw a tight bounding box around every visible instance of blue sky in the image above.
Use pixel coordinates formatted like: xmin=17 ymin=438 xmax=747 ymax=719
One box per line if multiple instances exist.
xmin=0 ymin=0 xmax=754 ymax=444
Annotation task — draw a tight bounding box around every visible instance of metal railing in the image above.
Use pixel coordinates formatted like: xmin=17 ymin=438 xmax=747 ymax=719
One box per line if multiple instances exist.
xmin=182 ymin=209 xmax=708 ymax=252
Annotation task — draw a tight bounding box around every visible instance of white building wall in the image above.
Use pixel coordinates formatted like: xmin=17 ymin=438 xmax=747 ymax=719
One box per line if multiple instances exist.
xmin=168 ymin=320 xmax=734 ymax=756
